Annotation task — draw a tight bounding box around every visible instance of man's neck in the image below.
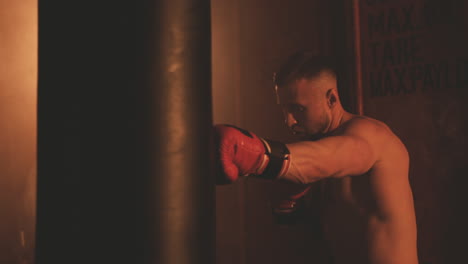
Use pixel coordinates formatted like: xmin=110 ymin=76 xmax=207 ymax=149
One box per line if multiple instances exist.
xmin=327 ymin=106 xmax=349 ymax=133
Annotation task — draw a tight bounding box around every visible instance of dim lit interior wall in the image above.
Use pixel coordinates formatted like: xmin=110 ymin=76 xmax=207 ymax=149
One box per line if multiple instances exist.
xmin=358 ymin=1 xmax=468 ymax=263
xmin=238 ymin=2 xmax=336 ymax=264
xmin=0 ymin=0 xmax=37 ymax=263
xmin=211 ymin=1 xmax=244 ymax=264
xmin=212 ymin=1 xmax=345 ymax=264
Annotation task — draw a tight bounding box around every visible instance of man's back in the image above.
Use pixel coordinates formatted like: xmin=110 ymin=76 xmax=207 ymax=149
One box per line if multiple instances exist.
xmin=319 ymin=116 xmax=418 ymax=264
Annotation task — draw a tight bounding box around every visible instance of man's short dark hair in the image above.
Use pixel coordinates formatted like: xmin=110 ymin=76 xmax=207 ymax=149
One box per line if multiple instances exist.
xmin=274 ymin=51 xmax=338 ymax=88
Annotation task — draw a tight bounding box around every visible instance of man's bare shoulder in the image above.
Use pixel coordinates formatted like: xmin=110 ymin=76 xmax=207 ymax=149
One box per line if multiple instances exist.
xmin=338 ymin=115 xmax=408 ymax=162
xmin=339 ymin=115 xmax=392 ymax=139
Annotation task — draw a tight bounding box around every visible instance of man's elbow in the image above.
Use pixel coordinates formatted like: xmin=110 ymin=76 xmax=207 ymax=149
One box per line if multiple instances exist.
xmin=282 ymin=159 xmax=340 ymax=184
xmin=292 ymin=176 xmax=321 ymax=185
xmin=297 ymin=167 xmax=331 ymax=184
xmin=282 ymin=163 xmax=323 ymax=184
xmin=313 ymin=165 xmax=368 ymax=180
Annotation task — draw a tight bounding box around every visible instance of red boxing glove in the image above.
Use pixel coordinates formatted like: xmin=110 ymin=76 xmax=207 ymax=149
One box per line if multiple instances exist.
xmin=214 ymin=124 xmax=290 ymax=184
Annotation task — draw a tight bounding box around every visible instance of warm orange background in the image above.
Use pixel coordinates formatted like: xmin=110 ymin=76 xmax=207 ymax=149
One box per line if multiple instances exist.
xmin=212 ymin=1 xmax=353 ymax=264
xmin=0 ymin=0 xmax=37 ymax=263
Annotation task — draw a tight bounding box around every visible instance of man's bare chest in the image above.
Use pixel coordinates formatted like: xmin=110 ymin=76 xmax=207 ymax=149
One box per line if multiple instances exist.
xmin=321 ymin=174 xmax=376 ymax=214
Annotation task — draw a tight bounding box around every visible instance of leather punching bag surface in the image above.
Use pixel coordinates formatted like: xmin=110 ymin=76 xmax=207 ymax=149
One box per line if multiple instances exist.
xmin=147 ymin=1 xmax=214 ymax=264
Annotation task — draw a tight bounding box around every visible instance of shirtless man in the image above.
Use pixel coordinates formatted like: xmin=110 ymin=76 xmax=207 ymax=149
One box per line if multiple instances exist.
xmin=214 ymin=52 xmax=418 ymax=264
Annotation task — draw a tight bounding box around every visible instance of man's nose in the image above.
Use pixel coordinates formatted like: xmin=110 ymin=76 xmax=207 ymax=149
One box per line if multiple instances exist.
xmin=284 ymin=112 xmax=297 ymax=128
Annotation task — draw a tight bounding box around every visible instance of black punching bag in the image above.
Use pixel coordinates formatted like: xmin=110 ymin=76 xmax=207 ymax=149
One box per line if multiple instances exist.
xmin=37 ymin=1 xmax=214 ymax=264
xmin=146 ymin=1 xmax=215 ymax=264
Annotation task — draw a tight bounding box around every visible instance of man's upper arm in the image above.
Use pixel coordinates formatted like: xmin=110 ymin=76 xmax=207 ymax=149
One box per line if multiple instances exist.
xmin=284 ymin=119 xmax=382 ymax=183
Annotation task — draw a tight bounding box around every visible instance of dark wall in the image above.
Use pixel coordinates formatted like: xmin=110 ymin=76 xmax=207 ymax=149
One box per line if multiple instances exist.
xmin=358 ymin=0 xmax=468 ymax=263
xmin=212 ymin=1 xmax=350 ymax=264
xmin=0 ymin=0 xmax=37 ymax=263
xmin=214 ymin=1 xmax=468 ymax=264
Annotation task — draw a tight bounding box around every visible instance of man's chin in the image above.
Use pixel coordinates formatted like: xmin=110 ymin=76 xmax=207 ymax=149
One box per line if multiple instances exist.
xmin=293 ymin=132 xmax=324 ymax=141
xmin=308 ymin=134 xmax=324 ymax=141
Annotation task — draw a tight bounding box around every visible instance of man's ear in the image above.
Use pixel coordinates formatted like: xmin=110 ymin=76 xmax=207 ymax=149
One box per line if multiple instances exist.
xmin=326 ymin=89 xmax=338 ymax=108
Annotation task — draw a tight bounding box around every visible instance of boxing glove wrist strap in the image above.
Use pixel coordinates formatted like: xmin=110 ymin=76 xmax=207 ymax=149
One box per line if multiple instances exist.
xmin=255 ymin=138 xmax=291 ymax=180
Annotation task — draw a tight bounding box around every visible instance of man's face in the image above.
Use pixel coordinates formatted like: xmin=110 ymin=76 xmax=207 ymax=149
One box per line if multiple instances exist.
xmin=276 ymin=75 xmax=334 ymax=139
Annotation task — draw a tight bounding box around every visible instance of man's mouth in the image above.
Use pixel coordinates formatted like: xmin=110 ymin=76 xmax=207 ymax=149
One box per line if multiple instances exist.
xmin=290 ymin=124 xmax=306 ymax=135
